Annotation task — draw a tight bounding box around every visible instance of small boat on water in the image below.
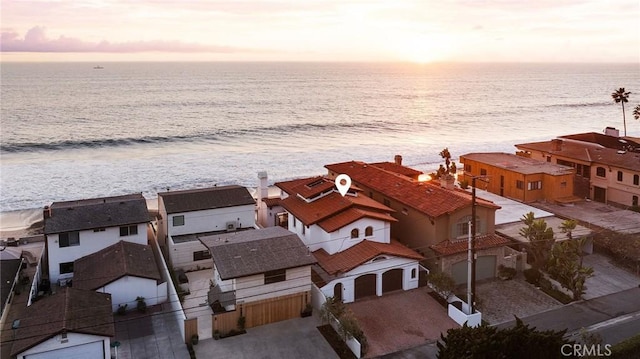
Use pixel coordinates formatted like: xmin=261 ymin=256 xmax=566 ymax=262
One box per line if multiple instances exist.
xmin=93 ymin=65 xmax=104 ymax=69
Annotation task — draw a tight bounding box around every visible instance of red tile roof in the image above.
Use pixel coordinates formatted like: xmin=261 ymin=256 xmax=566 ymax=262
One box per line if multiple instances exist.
xmin=325 ymin=161 xmax=500 ymax=218
xmin=276 ymin=176 xmax=336 ymax=199
xmin=430 ymin=234 xmax=510 ymax=256
xmin=516 ymin=140 xmax=640 ymax=172
xmin=278 ymin=182 xmax=397 ymax=232
xmin=314 ymin=239 xmax=423 ymax=275
xmin=371 ymin=162 xmax=423 ymax=179
xmin=262 ymin=197 xmax=282 ymax=207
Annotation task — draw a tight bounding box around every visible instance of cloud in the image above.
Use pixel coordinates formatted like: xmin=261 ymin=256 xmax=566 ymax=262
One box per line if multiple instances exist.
xmin=0 ymin=26 xmax=254 ymax=53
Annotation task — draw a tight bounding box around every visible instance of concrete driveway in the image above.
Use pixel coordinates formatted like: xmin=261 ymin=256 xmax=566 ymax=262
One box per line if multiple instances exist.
xmin=194 ymin=314 xmax=338 ymax=359
xmin=476 ymin=277 xmax=561 ymax=325
xmin=347 ymin=287 xmax=458 ymax=358
xmin=583 ymin=253 xmax=640 ymax=299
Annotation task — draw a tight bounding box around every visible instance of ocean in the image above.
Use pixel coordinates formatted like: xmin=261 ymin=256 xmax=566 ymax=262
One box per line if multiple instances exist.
xmin=1 ymin=62 xmax=639 ymax=226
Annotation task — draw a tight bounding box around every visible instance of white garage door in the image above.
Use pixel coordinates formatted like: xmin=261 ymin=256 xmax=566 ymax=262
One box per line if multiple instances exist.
xmin=26 ymin=341 xmax=104 ymax=359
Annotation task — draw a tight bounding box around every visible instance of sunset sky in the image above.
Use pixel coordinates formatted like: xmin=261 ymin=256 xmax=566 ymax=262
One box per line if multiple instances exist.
xmin=1 ymin=0 xmax=638 ymax=63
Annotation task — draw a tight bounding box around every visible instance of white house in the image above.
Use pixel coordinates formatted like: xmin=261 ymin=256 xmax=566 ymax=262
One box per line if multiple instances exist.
xmin=275 ymin=176 xmax=424 ymax=303
xmin=43 ymin=194 xmax=150 ymax=285
xmin=10 ymin=288 xmax=114 ymax=359
xmin=157 ymin=185 xmax=256 ymax=271
xmin=256 ymin=171 xmax=287 ymax=228
xmin=73 ymin=241 xmax=167 ymax=312
xmin=199 ymin=227 xmax=316 ymax=327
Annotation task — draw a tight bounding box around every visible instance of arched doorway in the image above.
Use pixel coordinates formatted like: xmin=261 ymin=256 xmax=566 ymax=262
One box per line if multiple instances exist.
xmin=333 ymin=282 xmax=343 ymax=302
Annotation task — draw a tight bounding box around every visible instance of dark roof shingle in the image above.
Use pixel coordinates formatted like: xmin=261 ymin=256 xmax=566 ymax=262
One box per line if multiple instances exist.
xmin=10 ymin=288 xmax=114 ymax=356
xmin=44 ymin=193 xmax=149 ymax=234
xmin=73 ymin=241 xmax=161 ymax=290
xmin=199 ymin=227 xmax=316 ymax=280
xmin=159 ymin=185 xmax=255 ymax=214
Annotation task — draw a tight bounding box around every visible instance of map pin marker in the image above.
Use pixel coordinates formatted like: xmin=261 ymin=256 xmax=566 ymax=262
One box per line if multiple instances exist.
xmin=335 ymin=174 xmax=351 ymax=197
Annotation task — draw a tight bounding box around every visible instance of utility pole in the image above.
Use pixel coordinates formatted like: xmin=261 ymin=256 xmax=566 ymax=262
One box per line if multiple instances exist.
xmin=470 ymin=176 xmax=477 ymax=314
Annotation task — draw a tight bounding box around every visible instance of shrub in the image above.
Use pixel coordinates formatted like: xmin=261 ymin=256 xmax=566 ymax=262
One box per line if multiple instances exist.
xmin=136 ymin=296 xmax=147 ymax=313
xmin=459 ymin=179 xmax=469 ymax=189
xmin=611 ymin=333 xmax=640 ymax=358
xmin=426 ymin=272 xmax=456 ymax=300
xmin=524 ymin=268 xmax=541 ymax=285
xmin=498 ymin=265 xmax=517 ymax=280
xmin=237 ymin=316 xmax=246 ymax=331
xmin=117 ymin=304 xmax=128 ymax=315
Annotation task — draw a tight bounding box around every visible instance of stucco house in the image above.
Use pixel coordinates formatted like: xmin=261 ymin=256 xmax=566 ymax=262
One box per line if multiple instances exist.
xmin=157 ymin=185 xmax=256 ymax=271
xmin=10 ymin=288 xmax=114 ymax=359
xmin=199 ymin=227 xmax=316 ymax=329
xmin=256 ymin=171 xmax=287 ymax=228
xmin=516 ymin=130 xmax=640 ymax=207
xmin=275 ymin=176 xmax=424 ymax=302
xmin=460 ymin=152 xmax=576 ymax=203
xmin=43 ymin=194 xmax=150 ymax=285
xmin=73 ymin=240 xmax=167 ymax=312
xmin=325 ymin=161 xmax=513 ymax=285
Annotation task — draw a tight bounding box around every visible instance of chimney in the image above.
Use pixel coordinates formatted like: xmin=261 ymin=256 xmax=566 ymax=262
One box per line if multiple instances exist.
xmin=604 ymin=127 xmax=619 ymax=137
xmin=43 ymin=206 xmax=51 ymax=219
xmin=257 ymin=171 xmax=268 ymax=202
xmin=394 ymin=155 xmax=403 ymax=166
xmin=551 ymin=139 xmax=563 ymax=151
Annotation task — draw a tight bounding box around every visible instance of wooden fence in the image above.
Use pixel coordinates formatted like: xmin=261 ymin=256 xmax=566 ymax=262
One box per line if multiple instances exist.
xmin=184 ymin=317 xmax=198 ymax=344
xmin=212 ymin=291 xmax=310 ymax=335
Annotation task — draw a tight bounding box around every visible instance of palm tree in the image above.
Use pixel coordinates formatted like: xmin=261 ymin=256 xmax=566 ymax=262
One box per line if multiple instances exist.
xmin=611 ymin=88 xmax=631 ymax=136
xmin=633 ymin=104 xmax=640 ymax=121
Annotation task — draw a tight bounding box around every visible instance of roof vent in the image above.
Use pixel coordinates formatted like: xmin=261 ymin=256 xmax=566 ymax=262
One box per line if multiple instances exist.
xmin=617 ymin=150 xmax=626 ymax=154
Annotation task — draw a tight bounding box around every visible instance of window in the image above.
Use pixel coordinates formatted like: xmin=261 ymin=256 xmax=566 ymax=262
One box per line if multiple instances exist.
xmin=369 ymin=191 xmax=373 ymax=198
xmin=464 ymin=164 xmax=471 ymax=172
xmin=596 ymin=167 xmax=606 ymax=177
xmin=560 ymin=181 xmax=567 ymax=188
xmin=454 ymin=215 xmax=480 ymax=238
xmin=173 ymin=215 xmax=185 ymax=226
xmin=59 ymin=232 xmax=79 ymax=248
xmin=528 ymin=181 xmax=542 ymax=190
xmin=633 ymin=196 xmax=638 ymax=207
xmin=93 ymin=228 xmax=105 ymax=232
xmin=546 ymin=156 xmax=551 ymax=162
xmin=516 ymin=180 xmax=524 ymax=190
xmin=59 ymin=262 xmax=74 ymax=274
xmin=351 ymin=228 xmax=359 ymax=239
xmin=293 ymin=217 xmax=297 ymax=228
xmin=120 ymin=225 xmax=138 ymax=237
xmin=302 ymin=225 xmax=306 ymax=235
xmin=480 ymin=168 xmax=487 ymax=176
xmin=383 ymin=198 xmax=390 ymax=207
xmin=193 ymin=250 xmax=212 ymax=261
xmin=617 ymin=171 xmax=623 ymax=182
xmin=264 ymin=269 xmax=286 ymax=284
xmin=634 ymin=174 xmax=640 ymax=186
xmin=365 ymin=226 xmax=373 ymax=236
xmin=411 ymin=268 xmax=417 ymax=279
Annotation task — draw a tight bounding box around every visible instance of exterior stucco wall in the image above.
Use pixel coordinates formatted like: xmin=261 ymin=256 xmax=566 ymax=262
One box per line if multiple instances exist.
xmin=97 ymin=275 xmax=167 ymax=312
xmin=235 ymin=265 xmax=312 ymax=304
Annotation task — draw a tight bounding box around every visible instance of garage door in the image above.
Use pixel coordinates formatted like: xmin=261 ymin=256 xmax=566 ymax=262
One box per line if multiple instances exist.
xmin=26 ymin=341 xmax=104 ymax=359
xmin=354 ymin=274 xmax=376 ymax=300
xmin=382 ymin=269 xmax=403 ymax=293
xmin=451 ymin=255 xmax=497 ymax=285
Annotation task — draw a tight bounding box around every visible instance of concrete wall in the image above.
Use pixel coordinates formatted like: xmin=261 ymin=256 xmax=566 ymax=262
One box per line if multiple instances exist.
xmin=16 ymin=332 xmax=110 ymax=359
xmin=235 ymin=266 xmax=312 ymax=304
xmin=167 ymin=205 xmax=255 ymax=237
xmin=167 ymin=238 xmax=212 ymax=271
xmin=97 ymin=276 xmax=167 ymax=312
xmin=47 ymin=224 xmax=146 ymax=283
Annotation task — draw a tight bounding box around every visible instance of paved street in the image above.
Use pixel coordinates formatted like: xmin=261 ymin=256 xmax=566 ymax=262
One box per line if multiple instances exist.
xmin=497 ymin=287 xmax=640 ymax=335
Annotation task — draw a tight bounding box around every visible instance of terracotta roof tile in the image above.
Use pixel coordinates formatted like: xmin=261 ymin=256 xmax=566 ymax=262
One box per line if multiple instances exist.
xmin=325 ymin=161 xmax=499 ymax=218
xmin=74 ymin=240 xmax=161 ymax=290
xmin=10 ymin=288 xmax=114 ymax=356
xmin=314 ymin=239 xmax=423 ymax=275
xmin=275 ymin=176 xmax=336 ymax=199
xmin=430 ymin=234 xmax=510 ymax=256
xmin=318 ymin=207 xmax=397 ymax=233
xmin=371 ymin=162 xmax=423 ymax=178
xmin=262 ymin=197 xmax=282 ymax=207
